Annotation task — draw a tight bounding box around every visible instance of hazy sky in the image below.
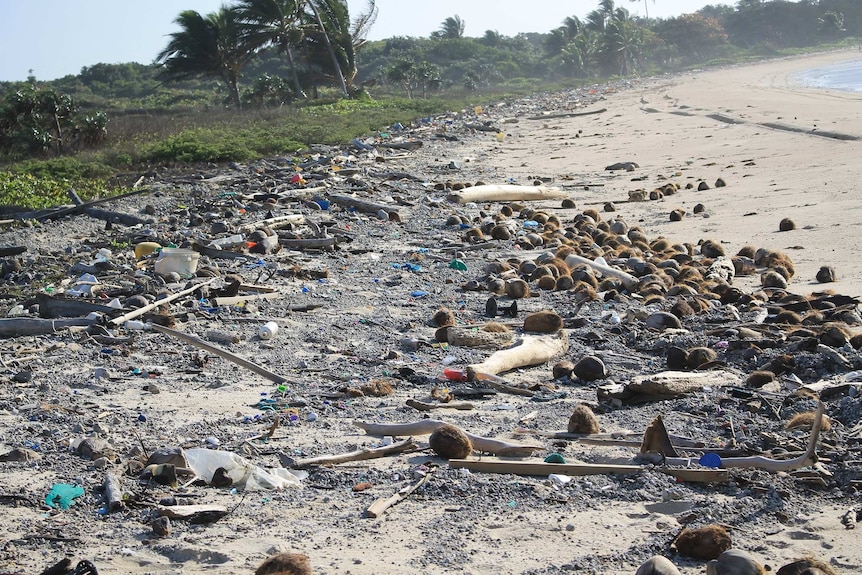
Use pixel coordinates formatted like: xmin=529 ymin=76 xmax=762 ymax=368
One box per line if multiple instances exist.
xmin=0 ymin=0 xmax=734 ymax=82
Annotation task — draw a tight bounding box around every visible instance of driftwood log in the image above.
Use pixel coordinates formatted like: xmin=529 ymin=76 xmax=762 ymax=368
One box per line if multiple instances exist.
xmin=447 ymin=459 xmax=728 ymax=483
xmin=102 ymin=473 xmax=126 ymax=512
xmin=354 ymin=420 xmax=542 ymax=456
xmin=447 ymin=184 xmax=567 ymax=204
xmin=564 ymin=254 xmax=639 ymax=291
xmin=278 ymin=237 xmax=337 ymax=250
xmin=0 ymin=317 xmax=95 ymax=337
xmin=445 ymin=326 xmax=514 ymax=349
xmin=328 ymin=194 xmax=402 ymax=221
xmin=627 ymin=370 xmax=737 ymax=397
xmin=466 ymin=333 xmax=569 ymax=379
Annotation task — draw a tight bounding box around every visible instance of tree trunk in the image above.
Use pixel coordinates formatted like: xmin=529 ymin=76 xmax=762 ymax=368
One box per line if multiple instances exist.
xmin=308 ymin=1 xmax=349 ymax=98
xmin=285 ymin=47 xmax=307 ymax=99
xmin=225 ymin=70 xmax=242 ymax=110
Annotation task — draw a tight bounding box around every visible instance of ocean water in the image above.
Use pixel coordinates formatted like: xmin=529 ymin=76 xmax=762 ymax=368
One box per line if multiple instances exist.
xmin=795 ymin=57 xmax=862 ymax=92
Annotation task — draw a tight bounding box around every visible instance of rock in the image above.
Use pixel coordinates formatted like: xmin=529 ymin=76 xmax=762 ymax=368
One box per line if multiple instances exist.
xmin=816 ymin=265 xmax=836 ymax=283
xmin=706 ymin=549 xmax=765 ymax=575
xmin=573 ymin=355 xmax=606 ymax=381
xmin=552 ymin=360 xmax=575 ymax=379
xmin=637 ymin=556 xmax=681 ymax=575
xmin=151 ymin=516 xmax=171 ymax=538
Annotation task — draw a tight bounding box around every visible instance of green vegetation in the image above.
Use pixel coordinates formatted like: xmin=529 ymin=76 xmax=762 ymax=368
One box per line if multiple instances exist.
xmin=1 ymin=0 xmax=861 ymax=208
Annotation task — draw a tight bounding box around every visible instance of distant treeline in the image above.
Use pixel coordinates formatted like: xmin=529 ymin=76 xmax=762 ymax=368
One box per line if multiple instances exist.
xmin=0 ymin=0 xmax=860 ymax=162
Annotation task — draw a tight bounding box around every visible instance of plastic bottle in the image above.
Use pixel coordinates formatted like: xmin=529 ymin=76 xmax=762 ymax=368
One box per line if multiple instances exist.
xmin=258 ymin=321 xmax=279 ymax=340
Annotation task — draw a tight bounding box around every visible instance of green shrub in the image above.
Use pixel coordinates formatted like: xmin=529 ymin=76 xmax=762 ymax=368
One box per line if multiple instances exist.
xmin=0 ymin=171 xmax=104 ymax=209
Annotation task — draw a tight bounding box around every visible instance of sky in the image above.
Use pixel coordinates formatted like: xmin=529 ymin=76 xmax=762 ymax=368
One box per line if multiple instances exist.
xmin=0 ymin=0 xmax=735 ymax=82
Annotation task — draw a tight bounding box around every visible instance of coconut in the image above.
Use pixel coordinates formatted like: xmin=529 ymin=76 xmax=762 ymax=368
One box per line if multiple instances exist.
xmin=429 ymin=424 xmax=473 ymax=459
xmin=256 ymin=552 xmax=313 ymax=575
xmin=672 ymin=524 xmax=731 ymax=560
xmin=567 ymin=404 xmax=600 ymax=434
xmin=523 ymin=310 xmax=562 ymax=333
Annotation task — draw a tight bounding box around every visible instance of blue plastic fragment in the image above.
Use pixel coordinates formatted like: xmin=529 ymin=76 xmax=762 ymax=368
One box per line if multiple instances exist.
xmin=699 ymin=453 xmax=722 ymax=468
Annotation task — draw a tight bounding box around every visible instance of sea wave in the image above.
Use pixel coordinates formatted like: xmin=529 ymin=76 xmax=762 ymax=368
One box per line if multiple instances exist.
xmin=795 ymin=57 xmax=862 ymax=92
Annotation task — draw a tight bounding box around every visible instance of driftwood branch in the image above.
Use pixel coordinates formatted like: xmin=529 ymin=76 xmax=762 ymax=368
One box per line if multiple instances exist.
xmin=278 ymin=237 xmax=337 ymax=250
xmin=151 ymin=324 xmax=301 ymax=386
xmin=191 ymin=242 xmax=258 ymax=262
xmin=238 ymin=214 xmax=305 ymax=233
xmin=714 ymin=401 xmax=824 ymax=472
xmin=526 ymin=107 xmax=607 ymax=121
xmin=447 ymin=184 xmax=567 ymax=204
xmin=68 ymin=188 xmax=150 ymax=226
xmin=293 ymin=438 xmax=419 ymax=469
xmin=466 ymin=333 xmax=568 ymax=378
xmin=210 ymin=292 xmax=281 ymax=307
xmin=365 ymin=466 xmax=436 ymax=518
xmin=406 ymin=399 xmax=475 ymax=411
xmin=354 ymin=420 xmax=542 ymax=457
xmin=109 ymin=279 xmax=216 ymax=326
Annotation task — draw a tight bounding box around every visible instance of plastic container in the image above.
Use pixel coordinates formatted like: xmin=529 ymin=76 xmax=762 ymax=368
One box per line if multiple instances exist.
xmin=135 ymin=242 xmax=161 ymax=259
xmin=258 ymin=321 xmax=279 ymax=340
xmin=154 ymin=248 xmax=200 ymax=277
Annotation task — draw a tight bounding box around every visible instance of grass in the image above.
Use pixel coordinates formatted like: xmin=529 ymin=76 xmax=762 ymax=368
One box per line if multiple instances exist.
xmin=2 ymin=37 xmax=859 ymax=209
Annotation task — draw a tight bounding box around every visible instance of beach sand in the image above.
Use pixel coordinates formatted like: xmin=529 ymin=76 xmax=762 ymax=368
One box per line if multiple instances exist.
xmin=487 ymin=49 xmax=862 ymax=298
xmin=1 ymin=50 xmax=861 ymax=575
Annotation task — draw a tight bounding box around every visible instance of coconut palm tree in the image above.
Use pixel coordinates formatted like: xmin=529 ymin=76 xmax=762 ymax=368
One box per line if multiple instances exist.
xmin=305 ymin=0 xmax=350 ymax=96
xmin=630 ymin=0 xmax=655 ymax=19
xmin=235 ymin=0 xmax=308 ymax=99
xmin=156 ymin=7 xmax=254 ymax=109
xmin=435 ymin=15 xmax=466 ymax=39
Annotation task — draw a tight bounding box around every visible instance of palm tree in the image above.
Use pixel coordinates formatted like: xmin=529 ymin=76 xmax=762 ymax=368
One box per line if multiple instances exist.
xmin=586 ymin=1 xmax=615 ymax=32
xmin=435 ymin=15 xmax=466 ymax=39
xmin=157 ymin=7 xmax=253 ymax=109
xmin=235 ymin=0 xmax=307 ymax=99
xmin=629 ymin=0 xmax=655 ymax=19
xmin=600 ymin=16 xmax=643 ymax=76
xmin=305 ymin=0 xmax=350 ymax=97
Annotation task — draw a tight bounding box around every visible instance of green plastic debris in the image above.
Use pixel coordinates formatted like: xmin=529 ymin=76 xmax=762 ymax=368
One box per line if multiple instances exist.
xmin=45 ymin=483 xmax=84 ymax=509
xmin=543 ymin=453 xmax=567 ymax=464
xmin=448 ymin=259 xmax=467 ymax=271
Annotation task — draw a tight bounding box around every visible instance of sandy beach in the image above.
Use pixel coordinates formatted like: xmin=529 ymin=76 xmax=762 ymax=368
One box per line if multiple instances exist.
xmin=1 ymin=50 xmax=861 ymax=575
xmin=487 ymin=49 xmax=862 ymax=298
